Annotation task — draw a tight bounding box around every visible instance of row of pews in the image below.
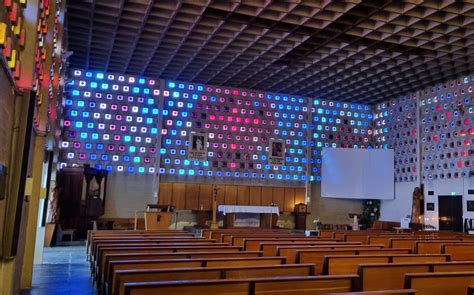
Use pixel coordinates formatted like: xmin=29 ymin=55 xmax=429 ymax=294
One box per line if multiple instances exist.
xmin=86 ymin=228 xmax=474 ymax=295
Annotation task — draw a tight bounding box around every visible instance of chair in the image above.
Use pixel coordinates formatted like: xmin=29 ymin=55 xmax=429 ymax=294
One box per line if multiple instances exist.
xmin=55 ymin=223 xmax=76 ymax=244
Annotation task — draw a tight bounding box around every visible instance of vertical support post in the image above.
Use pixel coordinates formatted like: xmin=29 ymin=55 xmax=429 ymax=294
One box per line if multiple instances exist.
xmin=210 ymin=185 xmax=218 ymax=230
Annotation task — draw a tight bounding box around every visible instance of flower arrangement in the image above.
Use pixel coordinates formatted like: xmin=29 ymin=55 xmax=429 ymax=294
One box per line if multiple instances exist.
xmin=360 ymin=199 xmax=380 ymax=228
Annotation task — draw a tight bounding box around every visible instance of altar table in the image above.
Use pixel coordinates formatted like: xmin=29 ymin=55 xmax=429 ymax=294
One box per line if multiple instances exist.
xmin=217 ymin=205 xmax=280 ymax=228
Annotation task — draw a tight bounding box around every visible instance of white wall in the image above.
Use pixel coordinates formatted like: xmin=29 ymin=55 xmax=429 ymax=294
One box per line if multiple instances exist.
xmin=104 ymin=173 xmax=157 ymax=218
xmin=380 ymin=181 xmax=417 ymax=222
xmin=308 ymin=182 xmax=364 ymax=227
xmin=423 ymin=178 xmax=474 ymax=229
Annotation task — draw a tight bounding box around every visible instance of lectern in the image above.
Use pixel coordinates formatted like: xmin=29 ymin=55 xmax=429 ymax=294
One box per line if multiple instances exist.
xmin=144 ymin=204 xmax=175 ymax=230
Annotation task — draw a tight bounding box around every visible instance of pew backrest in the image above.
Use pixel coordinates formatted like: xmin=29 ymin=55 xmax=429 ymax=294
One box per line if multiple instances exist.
xmin=114 ymin=264 xmax=315 ymax=295
xmin=357 ymin=262 xmax=431 ymax=291
xmin=404 ymin=271 xmax=474 ymax=295
xmin=276 ymin=243 xmax=379 ymax=264
xmin=431 ymin=261 xmax=474 ymax=272
xmin=441 ymin=243 xmax=474 ymax=261
xmin=123 ymin=275 xmax=357 ymax=295
xmin=415 ymin=239 xmax=465 ymax=254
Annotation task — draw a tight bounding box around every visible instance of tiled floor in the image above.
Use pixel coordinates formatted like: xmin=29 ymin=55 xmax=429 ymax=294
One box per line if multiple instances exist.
xmin=22 ymin=245 xmax=96 ymax=295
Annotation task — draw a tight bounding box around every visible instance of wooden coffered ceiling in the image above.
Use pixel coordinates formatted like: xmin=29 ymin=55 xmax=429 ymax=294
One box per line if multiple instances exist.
xmin=65 ymin=0 xmax=474 ymax=104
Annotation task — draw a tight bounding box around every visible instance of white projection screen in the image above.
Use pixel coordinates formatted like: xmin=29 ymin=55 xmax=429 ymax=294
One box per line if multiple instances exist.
xmin=321 ymin=148 xmax=395 ymax=200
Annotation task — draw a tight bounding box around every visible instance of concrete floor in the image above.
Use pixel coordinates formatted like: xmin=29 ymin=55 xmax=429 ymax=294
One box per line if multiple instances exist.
xmin=22 ymin=246 xmax=96 ymax=295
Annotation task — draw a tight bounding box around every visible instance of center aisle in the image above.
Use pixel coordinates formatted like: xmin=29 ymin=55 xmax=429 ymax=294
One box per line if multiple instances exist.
xmin=22 ymin=246 xmax=95 ymax=295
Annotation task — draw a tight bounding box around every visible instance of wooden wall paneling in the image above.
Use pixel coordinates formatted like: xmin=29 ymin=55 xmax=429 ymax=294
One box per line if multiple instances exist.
xmin=272 ymin=187 xmax=285 ymax=211
xmin=198 ymin=184 xmax=213 ymax=210
xmin=249 ymin=186 xmax=262 ymax=206
xmin=185 ymin=183 xmax=200 ymax=210
xmin=158 ymin=183 xmax=173 ymax=205
xmin=261 ymin=187 xmax=273 ymax=206
xmin=237 ymin=185 xmax=250 ymax=205
xmin=295 ymin=187 xmax=306 ymax=205
xmin=172 ymin=183 xmax=186 ymax=210
xmin=284 ymin=188 xmax=296 ymax=212
xmin=215 ymin=184 xmax=226 ymax=206
xmin=224 ymin=185 xmax=237 ymax=205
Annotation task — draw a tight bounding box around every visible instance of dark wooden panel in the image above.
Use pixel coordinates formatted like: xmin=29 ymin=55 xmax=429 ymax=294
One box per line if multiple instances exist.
xmin=198 ymin=184 xmax=213 ymax=210
xmin=172 ymin=183 xmax=186 ymax=210
xmin=249 ymin=186 xmax=262 ymax=206
xmin=261 ymin=187 xmax=273 ymax=206
xmin=295 ymin=188 xmax=306 ymax=206
xmin=185 ymin=183 xmax=200 ymax=210
xmin=237 ymin=185 xmax=250 ymax=206
xmin=225 ymin=185 xmax=237 ymax=205
xmin=272 ymin=187 xmax=285 ymax=211
xmin=158 ymin=183 xmax=173 ymax=205
xmin=284 ymin=188 xmax=296 ymax=212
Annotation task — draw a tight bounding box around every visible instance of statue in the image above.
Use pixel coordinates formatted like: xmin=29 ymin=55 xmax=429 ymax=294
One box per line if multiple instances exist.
xmin=411 ymin=187 xmax=423 ymax=223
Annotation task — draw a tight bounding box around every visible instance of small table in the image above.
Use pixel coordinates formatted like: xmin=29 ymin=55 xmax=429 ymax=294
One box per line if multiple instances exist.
xmin=218 ymin=205 xmax=280 ymax=228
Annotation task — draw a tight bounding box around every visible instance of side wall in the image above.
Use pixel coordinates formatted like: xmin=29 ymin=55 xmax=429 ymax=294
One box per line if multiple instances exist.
xmin=104 ymin=174 xmax=157 ymax=218
xmin=378 ymin=75 xmax=473 ymax=225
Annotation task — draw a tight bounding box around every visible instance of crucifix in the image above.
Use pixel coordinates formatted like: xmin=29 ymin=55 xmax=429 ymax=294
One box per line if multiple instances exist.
xmin=210 ymin=185 xmax=219 ymax=229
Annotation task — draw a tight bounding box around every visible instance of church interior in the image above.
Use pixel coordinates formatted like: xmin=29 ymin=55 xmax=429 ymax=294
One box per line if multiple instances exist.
xmin=0 ymin=0 xmax=474 ymax=294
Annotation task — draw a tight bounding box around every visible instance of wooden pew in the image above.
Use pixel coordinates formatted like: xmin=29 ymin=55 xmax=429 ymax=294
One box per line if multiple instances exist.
xmin=87 ymin=231 xmax=195 ymax=258
xmin=102 ymin=251 xmax=263 ymax=287
xmin=390 ymin=254 xmax=450 ymax=263
xmin=114 ymin=264 xmax=315 ymax=295
xmin=412 ymin=231 xmax=462 ymax=238
xmin=90 ymin=238 xmax=215 ymax=262
xmin=344 ymin=233 xmax=369 ymax=244
xmin=87 ymin=229 xmax=189 ymax=246
xmin=357 ymin=263 xmax=431 ymax=291
xmin=261 ymin=242 xmax=361 ymax=257
xmin=390 ymin=238 xmax=460 ymax=252
xmin=319 ymin=230 xmax=335 ymax=239
xmin=404 ymin=271 xmax=474 ymax=295
xmin=297 ymin=249 xmax=411 ymax=274
xmin=96 ymin=245 xmax=242 ymax=282
xmin=367 ymin=235 xmax=412 ymax=247
xmin=232 ymin=236 xmax=314 ymax=248
xmin=94 ymin=243 xmax=233 ymax=273
xmin=108 ymin=256 xmax=287 ymax=292
xmin=431 ymin=261 xmax=474 ymax=272
xmin=323 ymin=255 xmax=391 ymax=275
xmin=323 ymin=254 xmax=450 ymax=275
xmin=325 ymin=290 xmax=417 ymax=295
xmin=88 ymin=230 xmax=194 ymax=250
xmin=243 ymin=238 xmax=334 ymax=251
xmin=221 ymin=233 xmax=301 ymax=245
xmin=276 ymin=244 xmax=383 ymax=264
xmin=441 ymin=243 xmax=474 ymax=261
xmin=123 ymin=275 xmax=357 ymax=295
xmin=415 ymin=240 xmax=468 ymax=254
xmin=204 ymin=229 xmax=293 ymax=242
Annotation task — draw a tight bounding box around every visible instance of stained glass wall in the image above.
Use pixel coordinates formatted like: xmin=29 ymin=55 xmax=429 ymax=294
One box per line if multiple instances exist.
xmin=60 ymin=69 xmax=474 ymax=187
xmin=373 ymin=94 xmax=419 ymax=182
xmin=374 ymin=74 xmax=474 ymax=183
xmin=61 ymin=69 xmax=377 ymax=187
xmin=310 ymin=99 xmax=373 ymax=182
xmin=419 ymin=76 xmax=474 ymax=181
xmin=60 ymin=69 xmax=162 ymax=174
xmin=159 ymin=81 xmax=310 ymax=186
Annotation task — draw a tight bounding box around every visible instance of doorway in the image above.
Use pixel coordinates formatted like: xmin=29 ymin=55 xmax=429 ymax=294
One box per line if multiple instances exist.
xmin=438 ymin=195 xmax=463 ymax=231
